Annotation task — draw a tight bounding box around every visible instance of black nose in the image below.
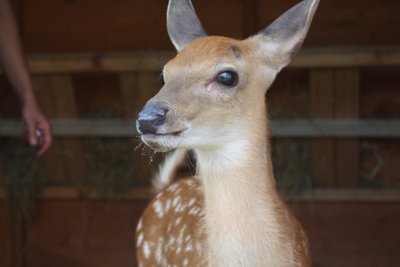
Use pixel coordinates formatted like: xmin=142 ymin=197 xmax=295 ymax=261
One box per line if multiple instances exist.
xmin=136 ymin=102 xmax=168 ymax=134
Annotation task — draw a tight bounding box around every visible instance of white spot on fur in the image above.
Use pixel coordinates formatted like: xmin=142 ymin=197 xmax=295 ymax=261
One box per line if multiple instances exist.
xmin=167 ymin=222 xmax=173 ymax=233
xmin=188 ymin=197 xmax=196 ymax=207
xmin=175 ymin=203 xmax=181 ymax=212
xmin=165 ymin=198 xmax=172 ymax=211
xmin=172 ymin=195 xmax=181 ymax=207
xmin=137 ymin=232 xmax=144 ymax=247
xmin=186 ymin=179 xmax=195 ymax=187
xmin=185 ymin=242 xmax=193 ymax=252
xmin=137 ymin=218 xmax=143 ymax=231
xmin=185 ymin=234 xmax=191 ymax=242
xmin=156 ymin=237 xmax=163 ymax=264
xmin=175 ymin=216 xmax=182 ymax=226
xmin=189 ymin=206 xmax=202 ymax=215
xmin=143 ymin=241 xmax=151 ymax=259
xmin=168 ymin=236 xmax=176 ymax=246
xmin=153 ymin=199 xmax=164 ymax=218
xmin=168 ymin=183 xmax=179 ymax=192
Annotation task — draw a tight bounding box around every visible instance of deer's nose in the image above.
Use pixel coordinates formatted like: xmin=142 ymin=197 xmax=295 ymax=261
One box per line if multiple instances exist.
xmin=136 ymin=102 xmax=168 ymax=134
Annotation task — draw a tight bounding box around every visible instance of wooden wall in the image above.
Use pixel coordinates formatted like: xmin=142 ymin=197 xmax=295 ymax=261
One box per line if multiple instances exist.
xmin=0 ymin=201 xmax=398 ymax=267
xmin=20 ymin=0 xmax=400 ymax=52
xmin=1 ymin=0 xmax=400 ymax=266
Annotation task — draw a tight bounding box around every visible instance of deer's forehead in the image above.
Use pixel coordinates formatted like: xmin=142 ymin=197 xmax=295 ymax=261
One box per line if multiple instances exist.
xmin=165 ymin=37 xmax=249 ymax=72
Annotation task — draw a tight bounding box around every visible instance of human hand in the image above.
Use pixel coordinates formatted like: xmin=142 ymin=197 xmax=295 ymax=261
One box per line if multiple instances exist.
xmin=22 ymin=102 xmax=52 ymax=157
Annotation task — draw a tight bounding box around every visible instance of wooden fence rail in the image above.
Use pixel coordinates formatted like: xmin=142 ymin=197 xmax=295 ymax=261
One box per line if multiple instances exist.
xmin=23 ymin=46 xmax=400 ymax=73
xmin=1 ymin=186 xmax=400 ymax=202
xmin=1 ymin=119 xmax=400 ymax=138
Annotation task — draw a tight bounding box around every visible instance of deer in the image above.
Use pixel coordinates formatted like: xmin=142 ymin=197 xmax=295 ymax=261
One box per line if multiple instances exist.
xmin=135 ymin=0 xmax=319 ymax=266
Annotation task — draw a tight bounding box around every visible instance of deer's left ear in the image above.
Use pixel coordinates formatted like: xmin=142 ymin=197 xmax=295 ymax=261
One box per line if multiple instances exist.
xmin=167 ymin=0 xmax=208 ymax=51
xmin=250 ymin=0 xmax=319 ymax=71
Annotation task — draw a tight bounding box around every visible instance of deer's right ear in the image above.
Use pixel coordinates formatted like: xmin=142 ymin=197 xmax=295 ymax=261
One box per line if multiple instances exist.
xmin=250 ymin=0 xmax=319 ymax=71
xmin=167 ymin=0 xmax=208 ymax=51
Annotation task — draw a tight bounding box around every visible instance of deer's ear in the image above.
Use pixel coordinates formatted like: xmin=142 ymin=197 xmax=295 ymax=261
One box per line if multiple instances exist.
xmin=167 ymin=0 xmax=208 ymax=51
xmin=250 ymin=0 xmax=319 ymax=71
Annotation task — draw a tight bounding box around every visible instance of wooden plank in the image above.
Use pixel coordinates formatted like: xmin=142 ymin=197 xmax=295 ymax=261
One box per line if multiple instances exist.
xmin=0 ymin=47 xmax=394 ymax=74
xmin=4 ymin=203 xmax=25 ymax=267
xmin=25 ymin=200 xmax=147 ymax=267
xmin=22 ymin=0 xmax=243 ymax=52
xmin=334 ymin=69 xmax=359 ymax=187
xmin=242 ymin=0 xmax=259 ymax=37
xmin=48 ymin=75 xmax=86 ymax=185
xmin=288 ymin=189 xmax=400 ymax=202
xmin=2 ymin=186 xmax=400 ymax=202
xmin=23 ymin=0 xmax=169 ymax=52
xmin=3 ymin=118 xmax=400 ymax=137
xmin=0 ymin=158 xmax=5 ymax=267
xmin=0 ymin=152 xmax=3 ymax=185
xmin=0 ymin=202 xmax=6 ymax=267
xmin=310 ymin=69 xmax=335 ymax=187
xmin=291 ymin=47 xmax=400 ymax=68
xmin=19 ymin=200 xmax=400 ymax=267
xmin=259 ymin=0 xmax=400 ymax=48
xmin=270 ymin=119 xmax=400 ymax=138
xmin=292 ymin=203 xmax=400 ymax=267
xmin=32 ymin=75 xmax=66 ymax=182
xmin=334 ymin=69 xmax=360 ymax=117
xmin=26 ymin=52 xmax=174 ymax=74
xmin=32 ymin=75 xmax=86 ymax=184
xmin=38 ymin=186 xmax=152 ymax=200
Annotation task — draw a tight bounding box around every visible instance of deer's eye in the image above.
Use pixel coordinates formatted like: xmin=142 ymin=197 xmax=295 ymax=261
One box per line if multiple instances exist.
xmin=158 ymin=72 xmax=165 ymax=86
xmin=216 ymin=71 xmax=238 ymax=87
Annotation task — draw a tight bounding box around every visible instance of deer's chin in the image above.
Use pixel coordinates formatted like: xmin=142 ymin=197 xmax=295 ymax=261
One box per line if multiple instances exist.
xmin=141 ymin=132 xmax=184 ymax=152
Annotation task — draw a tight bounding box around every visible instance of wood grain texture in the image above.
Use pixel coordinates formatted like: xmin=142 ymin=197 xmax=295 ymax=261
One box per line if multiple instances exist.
xmin=50 ymin=75 xmax=86 ymax=185
xmin=13 ymin=200 xmax=400 ymax=267
xmin=334 ymin=69 xmax=359 ymax=187
xmin=310 ymin=69 xmax=335 ymax=186
xmin=25 ymin=200 xmax=148 ymax=267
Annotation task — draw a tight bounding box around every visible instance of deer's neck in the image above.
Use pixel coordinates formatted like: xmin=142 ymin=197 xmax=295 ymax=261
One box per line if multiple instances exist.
xmin=195 ymin=111 xmax=288 ymax=266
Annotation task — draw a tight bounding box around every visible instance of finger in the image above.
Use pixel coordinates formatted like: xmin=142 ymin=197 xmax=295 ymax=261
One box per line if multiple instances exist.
xmin=27 ymin=121 xmax=38 ymax=147
xmin=36 ymin=124 xmax=52 ymax=157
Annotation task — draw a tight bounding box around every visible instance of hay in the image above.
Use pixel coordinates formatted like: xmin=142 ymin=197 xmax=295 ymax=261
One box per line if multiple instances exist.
xmin=83 ymin=137 xmax=136 ymax=193
xmin=269 ymin=107 xmax=312 ymax=194
xmin=359 ymin=140 xmax=400 ymax=189
xmin=0 ymin=138 xmax=47 ymax=217
xmin=272 ymin=139 xmax=312 ymax=194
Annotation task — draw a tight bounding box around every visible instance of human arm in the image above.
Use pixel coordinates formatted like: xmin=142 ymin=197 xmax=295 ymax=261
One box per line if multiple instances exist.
xmin=0 ymin=0 xmax=52 ymax=156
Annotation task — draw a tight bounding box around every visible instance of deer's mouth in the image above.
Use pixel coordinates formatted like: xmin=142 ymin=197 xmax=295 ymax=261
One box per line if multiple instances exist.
xmin=140 ymin=129 xmax=186 ymax=152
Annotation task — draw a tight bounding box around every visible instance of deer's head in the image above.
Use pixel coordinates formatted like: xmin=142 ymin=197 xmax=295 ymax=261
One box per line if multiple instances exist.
xmin=137 ymin=0 xmax=319 ymax=152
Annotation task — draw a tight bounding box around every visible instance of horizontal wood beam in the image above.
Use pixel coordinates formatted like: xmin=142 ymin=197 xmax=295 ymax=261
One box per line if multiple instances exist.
xmin=0 ymin=186 xmax=152 ymax=200
xmin=1 ymin=119 xmax=400 ymax=138
xmin=0 ymin=119 xmax=135 ymax=137
xmin=26 ymin=51 xmax=174 ymax=73
xmin=9 ymin=47 xmax=400 ymax=74
xmin=1 ymin=186 xmax=399 ymax=202
xmin=291 ymin=46 xmax=400 ymax=68
xmin=288 ymin=189 xmax=400 ymax=202
xmin=270 ymin=119 xmax=400 ymax=138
